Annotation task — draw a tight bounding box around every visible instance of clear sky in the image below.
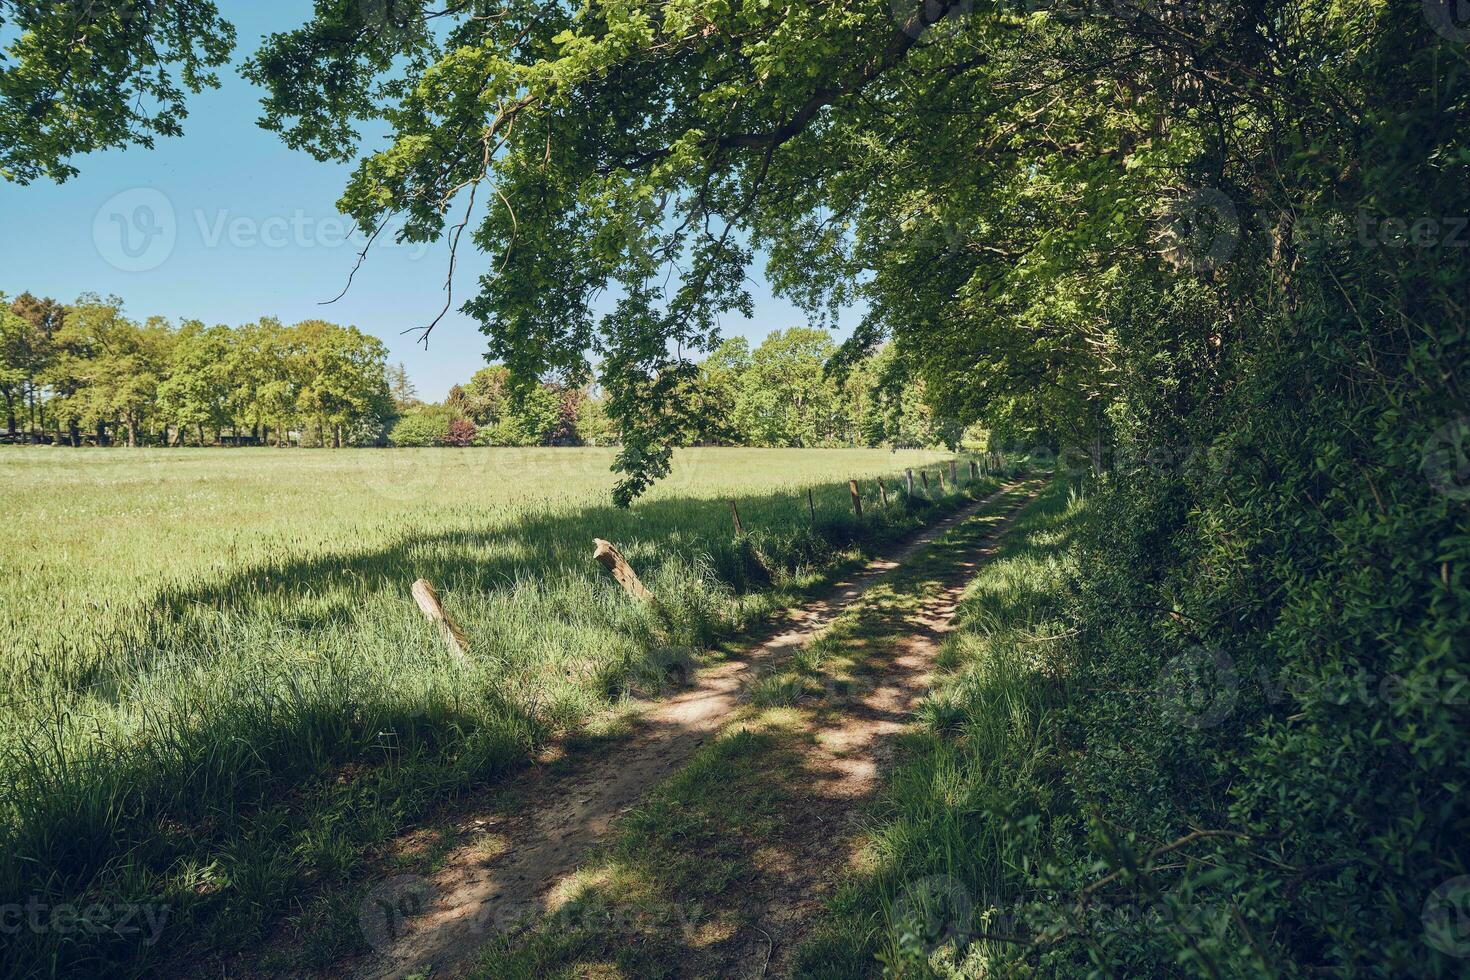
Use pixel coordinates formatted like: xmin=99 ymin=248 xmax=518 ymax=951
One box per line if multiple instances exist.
xmin=0 ymin=2 xmax=859 ymax=401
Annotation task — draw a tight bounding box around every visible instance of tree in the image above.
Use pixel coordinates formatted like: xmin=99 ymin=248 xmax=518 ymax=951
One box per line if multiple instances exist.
xmin=226 ymin=318 xmax=292 ymax=444
xmin=157 ymin=321 xmax=234 ymax=445
xmin=0 ymin=0 xmax=236 ymax=183
xmin=290 ymin=320 xmax=393 ymax=447
xmin=734 ymin=328 xmax=843 ymax=448
xmin=679 ymin=337 xmax=749 ymax=445
xmin=7 ymin=293 xmax=61 ymax=436
xmin=575 ymin=389 xmax=616 ymax=447
xmin=0 ymin=301 xmax=26 ymax=434
xmin=450 ymin=365 xmax=512 ymax=428
xmin=386 ymin=362 xmax=420 ymax=410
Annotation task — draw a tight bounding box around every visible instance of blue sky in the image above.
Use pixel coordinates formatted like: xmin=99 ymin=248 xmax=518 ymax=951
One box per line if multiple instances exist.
xmin=0 ymin=2 xmax=859 ymax=401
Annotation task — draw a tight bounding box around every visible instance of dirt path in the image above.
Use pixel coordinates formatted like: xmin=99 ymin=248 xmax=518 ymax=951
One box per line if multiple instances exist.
xmin=352 ymin=482 xmax=1036 ymax=980
xmin=742 ymin=486 xmax=1042 ymax=976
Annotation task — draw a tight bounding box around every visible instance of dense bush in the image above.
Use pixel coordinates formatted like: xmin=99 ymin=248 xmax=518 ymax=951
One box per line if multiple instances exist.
xmin=445 ymin=418 xmax=477 ymax=447
xmin=387 ymin=404 xmax=459 ymax=447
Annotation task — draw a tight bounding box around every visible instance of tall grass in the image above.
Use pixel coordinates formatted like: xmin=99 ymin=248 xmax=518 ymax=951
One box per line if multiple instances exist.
xmin=0 ymin=446 xmax=987 ymax=977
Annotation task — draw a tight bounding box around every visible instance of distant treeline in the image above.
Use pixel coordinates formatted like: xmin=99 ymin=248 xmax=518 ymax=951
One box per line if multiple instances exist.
xmin=405 ymin=328 xmax=964 ymax=450
xmin=1 ymin=295 xmax=962 ymax=450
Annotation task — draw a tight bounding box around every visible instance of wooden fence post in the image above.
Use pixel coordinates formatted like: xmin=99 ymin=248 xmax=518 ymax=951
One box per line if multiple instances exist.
xmin=411 ymin=579 xmax=471 ymax=662
xmin=808 ymin=487 xmax=817 ymax=524
xmin=950 ymin=460 xmax=958 ymax=486
xmin=593 ymin=539 xmax=654 ymax=602
xmin=970 ymin=459 xmax=980 ymax=480
xmin=921 ymin=471 xmax=930 ymax=492
xmin=938 ymin=469 xmax=947 ymax=492
xmin=878 ymin=481 xmax=890 ymax=509
xmin=849 ymin=480 xmax=863 ymax=518
xmin=906 ymin=469 xmax=915 ymax=496
xmin=729 ymin=500 xmax=745 ymax=537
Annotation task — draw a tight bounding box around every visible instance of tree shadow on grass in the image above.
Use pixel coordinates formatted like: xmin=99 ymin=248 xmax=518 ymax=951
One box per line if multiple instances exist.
xmin=0 ymin=474 xmax=1010 ymax=980
xmin=101 ymin=475 xmax=976 ymax=687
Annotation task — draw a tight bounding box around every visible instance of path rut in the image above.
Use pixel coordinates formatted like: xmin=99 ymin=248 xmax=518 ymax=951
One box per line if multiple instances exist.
xmin=353 ymin=482 xmax=1035 ymax=980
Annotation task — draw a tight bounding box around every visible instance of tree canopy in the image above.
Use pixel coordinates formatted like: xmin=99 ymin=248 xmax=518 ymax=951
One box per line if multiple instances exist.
xmin=0 ymin=0 xmax=235 ymax=183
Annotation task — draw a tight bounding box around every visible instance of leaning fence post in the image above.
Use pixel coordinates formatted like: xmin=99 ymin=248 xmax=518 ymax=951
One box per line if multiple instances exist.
xmin=938 ymin=469 xmax=947 ymax=492
xmin=906 ymin=469 xmax=915 ymax=496
xmin=729 ymin=500 xmax=745 ymax=537
xmin=878 ymin=481 xmax=890 ymax=510
xmin=808 ymin=488 xmax=817 ymax=524
xmin=411 ymin=579 xmax=471 ymax=662
xmin=593 ymin=539 xmax=654 ymax=602
xmin=921 ymin=471 xmax=930 ymax=492
xmin=849 ymin=480 xmax=864 ymax=518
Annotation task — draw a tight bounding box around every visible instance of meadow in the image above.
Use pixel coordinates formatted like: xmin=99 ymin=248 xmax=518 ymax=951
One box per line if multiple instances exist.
xmin=0 ymin=445 xmax=983 ymax=976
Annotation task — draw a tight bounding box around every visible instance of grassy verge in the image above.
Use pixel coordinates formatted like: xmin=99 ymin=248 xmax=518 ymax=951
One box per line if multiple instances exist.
xmin=467 ymin=481 xmax=1047 ymax=980
xmin=792 ymin=477 xmax=1083 ymax=978
xmin=0 ymin=449 xmax=1019 ymax=978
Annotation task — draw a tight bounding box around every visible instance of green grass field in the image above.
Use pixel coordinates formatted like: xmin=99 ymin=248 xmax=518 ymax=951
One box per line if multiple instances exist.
xmin=0 ymin=446 xmax=985 ymax=977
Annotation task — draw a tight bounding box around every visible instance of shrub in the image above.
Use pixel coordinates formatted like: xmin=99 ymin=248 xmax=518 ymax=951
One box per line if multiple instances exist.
xmin=387 ymin=404 xmax=457 ymax=447
xmin=445 ymin=418 xmax=477 ymax=447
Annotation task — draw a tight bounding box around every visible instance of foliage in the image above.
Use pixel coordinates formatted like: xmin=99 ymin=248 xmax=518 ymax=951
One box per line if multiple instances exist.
xmin=445 ymin=417 xmax=477 ymax=448
xmin=0 ymin=0 xmax=235 ymax=183
xmin=387 ymin=403 xmax=458 ymax=447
